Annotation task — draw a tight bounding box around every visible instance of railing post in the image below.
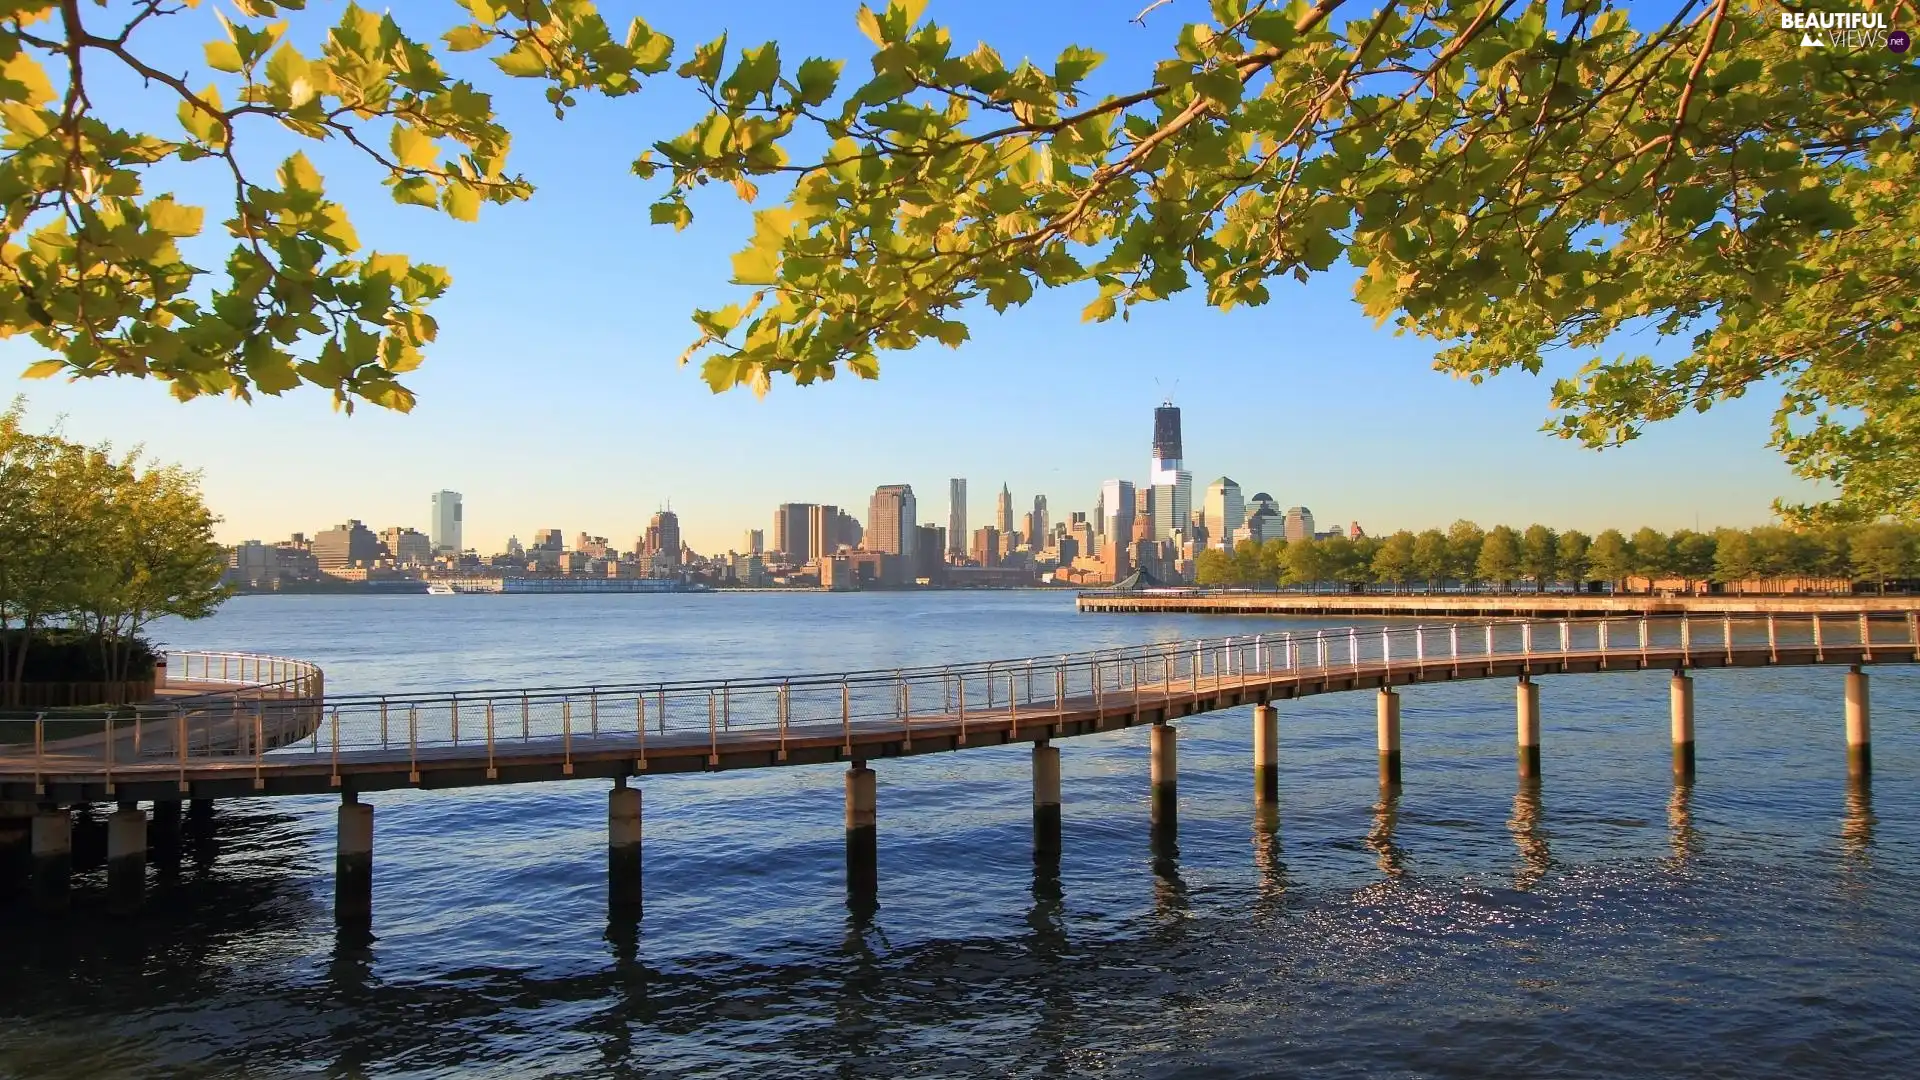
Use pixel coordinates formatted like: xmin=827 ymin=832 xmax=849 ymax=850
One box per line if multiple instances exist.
xmin=841 ymin=680 xmax=852 ymax=758
xmin=1769 ymin=613 xmax=1779 ymax=662
xmin=408 ymin=706 xmax=420 ymax=784
xmin=1814 ymin=614 xmax=1825 ymax=661
xmin=591 ymin=689 xmax=600 ymax=737
xmin=1681 ymin=613 xmax=1691 ymax=659
xmin=1860 ymin=613 xmax=1872 ymax=662
xmin=705 ymin=692 xmax=718 ymax=768
xmin=634 ymin=696 xmax=646 ymax=773
xmin=958 ymin=674 xmax=968 ymax=745
xmin=1522 ymin=622 xmax=1533 ymax=657
xmin=1056 ymin=661 xmax=1066 ymax=712
xmin=379 ymin=697 xmax=389 ymax=749
xmin=778 ymin=681 xmax=790 ymax=762
xmin=486 ymin=701 xmax=498 ymax=780
xmin=326 ymin=708 xmax=338 ymax=789
xmin=451 ymin=695 xmax=460 ymax=746
xmin=522 ymin=693 xmax=531 ymax=741
xmin=1349 ymin=628 xmax=1359 ymax=672
xmin=1316 ymin=632 xmax=1326 ymax=670
xmin=1559 ymin=620 xmax=1570 ymax=656
xmin=1415 ymin=625 xmax=1425 ymax=664
xmin=1638 ymin=618 xmax=1649 ymax=663
xmin=1486 ymin=623 xmax=1495 ymax=658
xmin=1093 ymin=661 xmax=1103 ymax=711
xmin=1009 ymin=672 xmax=1019 ymax=739
xmin=1909 ymin=611 xmax=1919 ymax=662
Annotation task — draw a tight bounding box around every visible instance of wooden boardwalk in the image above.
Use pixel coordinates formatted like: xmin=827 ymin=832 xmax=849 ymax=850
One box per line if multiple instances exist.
xmin=1 ymin=612 xmax=1913 ymax=805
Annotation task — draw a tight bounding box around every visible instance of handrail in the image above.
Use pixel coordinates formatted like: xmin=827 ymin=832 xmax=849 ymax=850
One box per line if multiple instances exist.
xmin=7 ymin=612 xmax=1912 ymax=777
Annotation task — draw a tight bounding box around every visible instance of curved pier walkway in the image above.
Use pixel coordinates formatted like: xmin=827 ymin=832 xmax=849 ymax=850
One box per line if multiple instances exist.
xmin=0 ymin=611 xmax=1912 ymax=918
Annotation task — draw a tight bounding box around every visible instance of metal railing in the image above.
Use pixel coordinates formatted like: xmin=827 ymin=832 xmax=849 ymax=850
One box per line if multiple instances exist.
xmin=5 ymin=612 xmax=1914 ymax=788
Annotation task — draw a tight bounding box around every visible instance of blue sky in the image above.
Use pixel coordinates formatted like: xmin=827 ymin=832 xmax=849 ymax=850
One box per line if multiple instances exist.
xmin=2 ymin=0 xmax=1815 ymax=551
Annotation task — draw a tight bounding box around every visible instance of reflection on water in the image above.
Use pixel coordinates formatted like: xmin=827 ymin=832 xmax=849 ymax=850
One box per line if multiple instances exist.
xmin=1368 ymin=789 xmax=1406 ymax=877
xmin=1251 ymin=803 xmax=1286 ymax=905
xmin=1667 ymin=780 xmax=1700 ymax=867
xmin=1843 ymin=778 xmax=1875 ymax=867
xmin=2 ymin=593 xmax=1916 ymax=1078
xmin=1508 ymin=781 xmax=1551 ymax=890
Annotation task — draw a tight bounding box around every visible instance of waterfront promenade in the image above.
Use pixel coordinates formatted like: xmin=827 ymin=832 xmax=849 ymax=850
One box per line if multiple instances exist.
xmin=1076 ymin=589 xmax=1919 ymax=618
xmin=0 ymin=610 xmax=1911 ymax=921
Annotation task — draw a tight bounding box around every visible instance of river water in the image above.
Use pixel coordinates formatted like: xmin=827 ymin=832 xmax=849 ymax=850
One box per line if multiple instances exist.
xmin=1 ymin=591 xmax=1916 ymax=1078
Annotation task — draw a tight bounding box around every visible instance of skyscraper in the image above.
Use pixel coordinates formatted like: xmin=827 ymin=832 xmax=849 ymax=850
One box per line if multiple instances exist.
xmin=430 ymin=490 xmax=463 ymax=554
xmin=774 ymin=503 xmax=814 ymax=563
xmin=1100 ymin=479 xmax=1135 ymax=544
xmin=867 ymin=484 xmax=917 ymax=557
xmin=1149 ymin=403 xmax=1193 ymax=542
xmin=644 ymin=509 xmax=682 ymax=568
xmin=1203 ymin=477 xmax=1245 ymax=550
xmin=996 ymin=484 xmax=1014 ymax=542
xmin=744 ymin=529 xmax=764 ymax=554
xmin=948 ymin=478 xmax=967 ymax=557
xmin=808 ymin=504 xmax=840 ymax=562
xmin=1284 ymin=506 xmax=1316 ymax=542
xmin=1031 ymin=494 xmax=1048 ymax=545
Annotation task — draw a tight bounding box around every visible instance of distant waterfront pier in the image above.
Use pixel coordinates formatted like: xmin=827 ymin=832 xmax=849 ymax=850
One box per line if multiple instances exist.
xmin=0 ymin=611 xmax=1912 ymax=924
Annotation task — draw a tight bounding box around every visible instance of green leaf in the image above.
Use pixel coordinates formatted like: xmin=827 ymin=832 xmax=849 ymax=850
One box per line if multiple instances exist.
xmin=392 ymin=176 xmax=438 ymax=207
xmin=204 ymin=39 xmax=244 ymax=73
xmin=677 ymin=33 xmax=728 ymax=86
xmin=649 ymin=198 xmax=693 ymax=230
xmin=495 ymin=42 xmax=547 ymax=77
xmin=731 ymin=242 xmax=780 ymax=286
xmin=1082 ymin=295 xmax=1116 ymax=322
xmin=146 ymin=199 xmax=204 ymax=237
xmin=855 ymin=5 xmax=884 ymax=46
xmin=444 ymin=25 xmax=491 ymax=52
xmin=442 ymin=182 xmax=480 ymax=222
xmin=794 ymin=56 xmax=842 ymax=106
xmin=722 ymin=43 xmax=781 ymax=107
xmin=390 ymin=125 xmax=437 ymax=169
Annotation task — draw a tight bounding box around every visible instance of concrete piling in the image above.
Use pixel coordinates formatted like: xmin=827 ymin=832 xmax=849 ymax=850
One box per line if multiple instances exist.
xmin=1150 ymin=723 xmax=1177 ymax=845
xmin=149 ymin=799 xmax=182 ymax=853
xmin=1670 ymin=672 xmax=1696 ymax=778
xmin=1516 ymin=677 xmax=1541 ymax=779
xmin=0 ymin=805 xmax=29 ymax=904
xmin=845 ymin=762 xmax=877 ymax=897
xmin=1376 ymin=689 xmax=1402 ymax=788
xmin=1033 ymin=741 xmax=1061 ymax=859
xmin=1846 ymin=666 xmax=1870 ymax=778
xmin=336 ymin=794 xmax=374 ymax=930
xmin=31 ymin=807 xmax=70 ymax=913
xmin=608 ymin=778 xmax=643 ymax=913
xmin=1253 ymin=704 xmax=1279 ymax=804
xmin=107 ymin=801 xmax=148 ymax=913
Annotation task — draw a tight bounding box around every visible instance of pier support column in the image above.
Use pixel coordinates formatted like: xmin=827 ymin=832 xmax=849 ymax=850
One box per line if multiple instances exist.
xmin=608 ymin=778 xmax=643 ymax=914
xmin=1376 ymin=689 xmax=1402 ymax=788
xmin=31 ymin=807 xmax=70 ymax=913
xmin=1516 ymin=678 xmax=1541 ymax=779
xmin=0 ymin=806 xmax=28 ymax=904
xmin=845 ymin=762 xmax=877 ymax=897
xmin=107 ymin=801 xmax=147 ymax=913
xmin=149 ymin=800 xmax=181 ymax=859
xmin=1033 ymin=741 xmax=1061 ymax=859
xmin=1846 ymin=666 xmax=1870 ymax=779
xmin=336 ymin=794 xmax=373 ymax=930
xmin=1150 ymin=723 xmax=1178 ymax=843
xmin=1670 ymin=672 xmax=1695 ymax=779
xmin=1253 ymin=704 xmax=1279 ymax=804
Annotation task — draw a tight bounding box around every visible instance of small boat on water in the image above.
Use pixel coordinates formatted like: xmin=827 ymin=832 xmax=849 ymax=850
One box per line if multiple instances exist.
xmin=426 ymin=581 xmax=456 ymax=595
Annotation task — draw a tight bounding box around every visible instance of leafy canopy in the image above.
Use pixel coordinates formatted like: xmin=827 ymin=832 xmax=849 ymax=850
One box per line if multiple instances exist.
xmin=1 ymin=0 xmax=672 ymax=412
xmin=6 ymin=0 xmax=1920 ymax=524
xmin=652 ymin=0 xmax=1920 ymax=524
